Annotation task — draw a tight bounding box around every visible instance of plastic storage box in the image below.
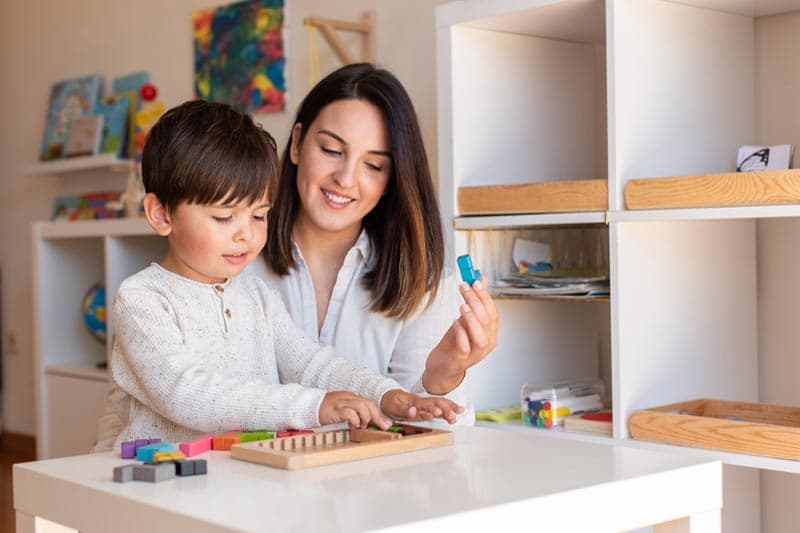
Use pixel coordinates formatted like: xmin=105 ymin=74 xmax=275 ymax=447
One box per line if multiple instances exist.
xmin=522 ymin=378 xmax=605 ymax=428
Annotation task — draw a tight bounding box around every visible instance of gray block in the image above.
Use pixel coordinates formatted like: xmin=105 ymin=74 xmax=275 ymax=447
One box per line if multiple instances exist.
xmin=133 ymin=462 xmax=176 ymax=482
xmin=113 ymin=464 xmax=135 ymax=483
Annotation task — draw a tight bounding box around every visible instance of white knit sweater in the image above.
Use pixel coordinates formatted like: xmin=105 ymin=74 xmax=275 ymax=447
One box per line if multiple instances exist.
xmin=93 ymin=264 xmax=401 ymax=452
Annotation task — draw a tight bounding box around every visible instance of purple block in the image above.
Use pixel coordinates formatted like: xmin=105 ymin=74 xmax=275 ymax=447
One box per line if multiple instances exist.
xmin=121 ymin=441 xmax=136 ymax=459
xmin=147 ymin=438 xmax=161 ymax=445
xmin=134 ymin=439 xmax=148 ymax=450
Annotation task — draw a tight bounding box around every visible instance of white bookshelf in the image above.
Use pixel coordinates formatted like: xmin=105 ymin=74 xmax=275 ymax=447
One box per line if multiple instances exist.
xmin=437 ymin=1 xmax=800 ymax=532
xmin=31 ymin=155 xmax=164 ymax=459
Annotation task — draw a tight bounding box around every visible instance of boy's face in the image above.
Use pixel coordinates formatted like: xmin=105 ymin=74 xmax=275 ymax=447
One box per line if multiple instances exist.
xmin=160 ymin=195 xmax=270 ymax=283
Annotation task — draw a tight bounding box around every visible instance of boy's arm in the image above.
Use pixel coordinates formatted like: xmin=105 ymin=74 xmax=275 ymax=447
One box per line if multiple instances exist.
xmin=112 ymin=286 xmax=326 ymax=432
xmin=266 ymin=289 xmax=404 ymax=407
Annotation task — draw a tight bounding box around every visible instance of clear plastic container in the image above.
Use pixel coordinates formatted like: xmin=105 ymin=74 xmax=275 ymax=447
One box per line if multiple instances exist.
xmin=521 ymin=378 xmax=605 ymax=428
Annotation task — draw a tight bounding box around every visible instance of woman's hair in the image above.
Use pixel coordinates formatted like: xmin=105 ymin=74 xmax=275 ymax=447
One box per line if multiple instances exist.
xmin=265 ymin=63 xmax=444 ymax=319
xmin=141 ymin=100 xmax=278 ymax=213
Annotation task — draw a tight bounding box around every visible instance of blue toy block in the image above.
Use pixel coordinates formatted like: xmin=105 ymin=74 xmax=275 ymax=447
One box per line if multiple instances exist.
xmin=456 ymin=254 xmax=481 ymax=286
xmin=136 ymin=442 xmax=175 ymax=462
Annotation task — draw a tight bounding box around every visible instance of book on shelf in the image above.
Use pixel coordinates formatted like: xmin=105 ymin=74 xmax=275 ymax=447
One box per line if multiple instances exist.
xmin=64 ymin=115 xmax=104 ymax=158
xmin=95 ymin=93 xmax=131 ymax=158
xmin=39 ymin=74 xmax=103 ymax=161
xmin=736 ymin=144 xmax=794 ymax=172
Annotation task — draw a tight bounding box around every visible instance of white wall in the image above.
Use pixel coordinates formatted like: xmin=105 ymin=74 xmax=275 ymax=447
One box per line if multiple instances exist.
xmin=0 ymin=0 xmax=448 ymax=436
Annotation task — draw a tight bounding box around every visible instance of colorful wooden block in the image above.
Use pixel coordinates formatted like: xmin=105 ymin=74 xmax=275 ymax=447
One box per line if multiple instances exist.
xmin=174 ymin=460 xmax=195 ymax=476
xmin=212 ymin=431 xmax=241 ymax=451
xmin=153 ymin=450 xmax=186 ymax=462
xmin=136 ymin=442 xmax=175 ymax=462
xmin=179 ymin=435 xmax=214 ymax=457
xmin=120 ymin=441 xmax=137 ymax=459
xmin=133 ymin=462 xmax=175 ymax=482
xmin=191 ymin=459 xmax=207 ymax=475
xmin=240 ymin=430 xmax=275 ymax=443
xmin=113 ymin=464 xmax=135 ymax=483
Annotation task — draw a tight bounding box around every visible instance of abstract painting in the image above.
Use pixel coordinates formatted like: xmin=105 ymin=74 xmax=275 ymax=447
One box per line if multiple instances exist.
xmin=193 ymin=0 xmax=286 ymax=113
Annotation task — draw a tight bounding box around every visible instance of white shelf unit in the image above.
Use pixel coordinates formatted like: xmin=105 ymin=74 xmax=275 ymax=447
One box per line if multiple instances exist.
xmin=32 ymin=217 xmax=164 ymax=459
xmin=25 ymin=154 xmax=132 ymax=176
xmin=437 ymin=1 xmax=800 ymax=532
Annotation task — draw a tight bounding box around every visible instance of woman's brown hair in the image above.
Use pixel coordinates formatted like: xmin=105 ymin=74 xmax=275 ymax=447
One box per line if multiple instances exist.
xmin=265 ymin=63 xmax=444 ymax=319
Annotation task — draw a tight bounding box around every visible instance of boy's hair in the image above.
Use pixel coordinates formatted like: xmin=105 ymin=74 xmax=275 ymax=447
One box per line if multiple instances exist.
xmin=141 ymin=100 xmax=278 ymax=212
xmin=265 ymin=63 xmax=444 ymax=320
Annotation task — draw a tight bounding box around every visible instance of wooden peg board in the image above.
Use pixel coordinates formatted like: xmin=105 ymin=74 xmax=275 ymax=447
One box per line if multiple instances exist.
xmin=230 ymin=425 xmax=453 ymax=470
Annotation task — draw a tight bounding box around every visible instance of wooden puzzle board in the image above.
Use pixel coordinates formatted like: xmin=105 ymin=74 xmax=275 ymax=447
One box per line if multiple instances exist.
xmin=230 ymin=425 xmax=453 ymax=470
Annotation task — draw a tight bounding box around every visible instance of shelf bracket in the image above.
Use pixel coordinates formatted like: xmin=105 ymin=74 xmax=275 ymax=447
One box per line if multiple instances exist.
xmin=304 ymin=11 xmax=375 ymax=64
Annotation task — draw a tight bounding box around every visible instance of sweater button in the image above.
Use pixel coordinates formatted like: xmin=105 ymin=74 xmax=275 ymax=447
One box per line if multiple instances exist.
xmin=214 ymin=285 xmax=225 ymax=293
xmin=225 ymin=308 xmax=232 ymax=318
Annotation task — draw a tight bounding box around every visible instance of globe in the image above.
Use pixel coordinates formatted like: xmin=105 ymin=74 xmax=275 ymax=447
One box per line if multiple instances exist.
xmin=82 ymin=283 xmax=106 ymax=342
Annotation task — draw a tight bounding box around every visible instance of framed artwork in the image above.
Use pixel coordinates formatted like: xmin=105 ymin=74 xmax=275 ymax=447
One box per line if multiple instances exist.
xmin=193 ymin=0 xmax=286 ymax=113
xmin=39 ymin=75 xmax=103 ymax=161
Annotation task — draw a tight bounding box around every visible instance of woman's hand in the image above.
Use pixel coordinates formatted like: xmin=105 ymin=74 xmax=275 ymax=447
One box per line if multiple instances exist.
xmin=380 ymin=389 xmax=464 ymax=424
xmin=319 ymin=391 xmax=392 ymax=429
xmin=422 ymin=276 xmax=499 ymax=395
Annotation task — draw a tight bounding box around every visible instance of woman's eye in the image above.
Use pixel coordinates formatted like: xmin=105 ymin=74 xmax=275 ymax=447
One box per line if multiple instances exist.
xmin=321 ymin=146 xmax=341 ymax=156
xmin=365 ymin=162 xmax=384 ymax=172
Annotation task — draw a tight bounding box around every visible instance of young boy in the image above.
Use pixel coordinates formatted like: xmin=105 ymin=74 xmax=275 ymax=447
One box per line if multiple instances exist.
xmin=93 ymin=100 xmax=462 ymax=451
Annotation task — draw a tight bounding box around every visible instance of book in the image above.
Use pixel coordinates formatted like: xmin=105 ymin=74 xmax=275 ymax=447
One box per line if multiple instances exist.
xmin=64 ymin=115 xmax=104 ymax=158
xmin=736 ymin=144 xmax=795 ymax=172
xmin=112 ymin=72 xmax=150 ymax=160
xmin=39 ymin=75 xmax=103 ymax=161
xmin=95 ymin=94 xmax=131 ymax=158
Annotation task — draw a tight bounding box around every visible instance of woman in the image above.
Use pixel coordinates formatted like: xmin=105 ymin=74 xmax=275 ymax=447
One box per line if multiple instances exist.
xmin=252 ymin=63 xmax=498 ymax=423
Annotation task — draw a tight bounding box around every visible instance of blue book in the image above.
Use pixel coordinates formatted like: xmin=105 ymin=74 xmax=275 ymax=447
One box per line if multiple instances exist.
xmin=39 ymin=75 xmax=103 ymax=161
xmin=95 ymin=94 xmax=131 ymax=158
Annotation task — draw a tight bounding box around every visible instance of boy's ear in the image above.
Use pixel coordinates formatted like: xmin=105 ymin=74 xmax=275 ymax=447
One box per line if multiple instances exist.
xmin=143 ymin=193 xmax=172 ymax=236
xmin=289 ymin=123 xmax=302 ymax=165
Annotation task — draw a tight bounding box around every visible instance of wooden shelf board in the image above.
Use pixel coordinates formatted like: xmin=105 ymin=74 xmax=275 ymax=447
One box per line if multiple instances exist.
xmin=26 ymin=154 xmax=132 ymax=176
xmin=624 ymin=169 xmax=800 ymax=211
xmin=493 ymin=294 xmax=609 ymax=303
xmin=458 ymin=179 xmax=607 ymax=216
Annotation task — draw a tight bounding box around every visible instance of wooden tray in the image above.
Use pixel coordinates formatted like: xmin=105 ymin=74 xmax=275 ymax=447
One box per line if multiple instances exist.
xmin=230 ymin=425 xmax=453 ymax=470
xmin=457 ymin=179 xmax=607 ymax=215
xmin=624 ymin=169 xmax=800 ymax=210
xmin=628 ymin=398 xmax=800 ymax=460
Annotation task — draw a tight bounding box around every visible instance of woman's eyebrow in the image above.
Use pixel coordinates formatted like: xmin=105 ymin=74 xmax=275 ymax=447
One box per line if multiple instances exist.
xmin=317 ymin=129 xmax=392 ymax=158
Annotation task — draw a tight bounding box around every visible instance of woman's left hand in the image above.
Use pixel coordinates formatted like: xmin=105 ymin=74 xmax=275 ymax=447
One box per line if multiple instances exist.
xmin=422 ymin=276 xmax=499 ymax=395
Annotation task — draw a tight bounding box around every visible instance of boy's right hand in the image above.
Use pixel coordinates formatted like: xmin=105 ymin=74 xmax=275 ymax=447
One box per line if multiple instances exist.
xmin=319 ymin=391 xmax=392 ymax=429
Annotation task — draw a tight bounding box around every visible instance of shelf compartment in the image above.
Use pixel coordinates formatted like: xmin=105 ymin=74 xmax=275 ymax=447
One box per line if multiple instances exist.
xmin=39 ymin=218 xmax=154 ymax=239
xmin=629 ymin=398 xmax=800 ymax=462
xmin=458 ymin=179 xmax=608 ymax=215
xmin=625 ymin=169 xmax=800 ymax=210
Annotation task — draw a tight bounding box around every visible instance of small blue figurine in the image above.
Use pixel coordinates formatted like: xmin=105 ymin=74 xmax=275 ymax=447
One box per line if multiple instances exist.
xmin=456 ymin=254 xmax=481 ymax=286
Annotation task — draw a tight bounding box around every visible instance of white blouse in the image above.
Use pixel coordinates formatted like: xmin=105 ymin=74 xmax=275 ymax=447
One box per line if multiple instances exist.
xmin=249 ymin=231 xmax=475 ymax=424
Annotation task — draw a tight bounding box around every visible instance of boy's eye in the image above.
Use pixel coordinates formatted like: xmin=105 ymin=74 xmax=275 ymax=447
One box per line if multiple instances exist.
xmin=212 ymin=215 xmax=232 ymax=223
xmin=253 ymin=213 xmax=267 ymax=221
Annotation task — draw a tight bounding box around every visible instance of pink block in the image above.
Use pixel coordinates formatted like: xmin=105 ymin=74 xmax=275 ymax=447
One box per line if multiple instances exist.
xmin=179 ymin=435 xmax=214 ymax=457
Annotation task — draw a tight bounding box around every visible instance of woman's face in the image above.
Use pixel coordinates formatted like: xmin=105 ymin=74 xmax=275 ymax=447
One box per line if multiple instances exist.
xmin=290 ymin=98 xmax=392 ymax=239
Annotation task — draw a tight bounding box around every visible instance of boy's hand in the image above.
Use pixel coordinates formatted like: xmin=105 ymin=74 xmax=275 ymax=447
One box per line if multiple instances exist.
xmin=380 ymin=390 xmax=464 ymax=424
xmin=319 ymin=391 xmax=392 ymax=429
xmin=422 ymin=276 xmax=499 ymax=395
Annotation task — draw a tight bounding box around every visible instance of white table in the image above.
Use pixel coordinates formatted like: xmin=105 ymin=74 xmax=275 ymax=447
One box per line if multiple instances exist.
xmin=14 ymin=426 xmax=721 ymax=532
